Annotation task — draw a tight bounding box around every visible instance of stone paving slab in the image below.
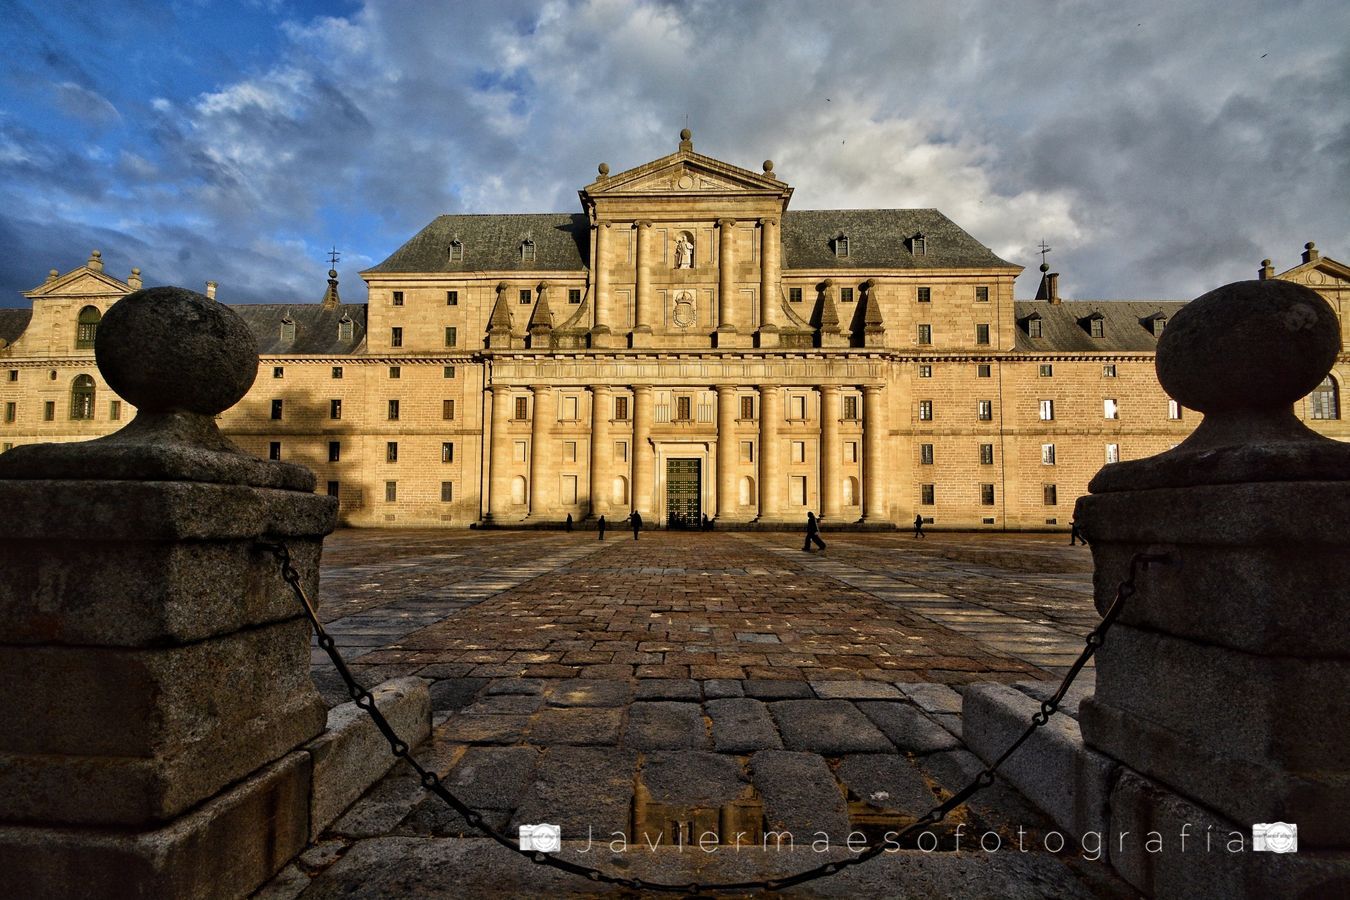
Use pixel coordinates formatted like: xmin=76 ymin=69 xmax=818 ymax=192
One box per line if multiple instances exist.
xmin=706 ymin=697 xmax=783 ymax=752
xmin=770 ymin=699 xmax=894 ymax=754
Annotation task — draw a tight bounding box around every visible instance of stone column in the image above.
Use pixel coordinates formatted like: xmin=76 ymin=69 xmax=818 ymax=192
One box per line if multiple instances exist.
xmin=527 ymin=384 xmax=555 ymax=518
xmin=589 ymin=384 xmax=611 ymax=519
xmin=633 ymin=220 xmax=653 ymax=337
xmin=861 ymin=384 xmax=886 ymax=521
xmin=591 ymin=221 xmax=612 ymax=347
xmin=632 ymin=385 xmax=654 ymax=518
xmin=716 ymin=218 xmax=737 ymax=335
xmin=488 ymin=384 xmax=513 ymax=521
xmin=716 ymin=384 xmax=739 ymax=520
xmin=1074 ymin=279 xmax=1350 ymax=898
xmin=0 ymin=286 xmax=423 ymax=897
xmin=758 ymin=384 xmax=782 ymax=521
xmin=819 ymin=384 xmax=842 ymax=520
xmin=759 ymin=216 xmax=781 ymax=346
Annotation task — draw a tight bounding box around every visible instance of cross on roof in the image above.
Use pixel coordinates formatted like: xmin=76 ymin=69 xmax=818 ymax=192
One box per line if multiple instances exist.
xmin=327 ymin=246 xmax=341 ymax=268
xmin=1037 ymin=240 xmax=1052 ymax=267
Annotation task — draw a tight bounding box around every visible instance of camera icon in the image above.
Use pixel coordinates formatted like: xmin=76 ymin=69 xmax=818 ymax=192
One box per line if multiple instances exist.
xmin=1253 ymin=822 xmax=1298 ymax=853
xmin=519 ymin=822 xmax=562 ymax=853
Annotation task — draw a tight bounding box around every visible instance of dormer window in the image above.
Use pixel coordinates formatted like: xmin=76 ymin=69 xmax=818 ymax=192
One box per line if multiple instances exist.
xmin=1024 ymin=313 xmax=1043 ymax=338
xmin=449 ymin=239 xmax=464 ymax=261
xmin=911 ymin=233 xmax=927 ymax=256
xmin=338 ymin=315 xmax=353 ymax=342
xmin=1084 ymin=313 xmax=1104 ymax=338
xmin=280 ymin=317 xmax=296 ymax=342
xmin=1142 ymin=313 xmax=1167 ymax=336
xmin=521 ymin=239 xmax=536 ymax=262
xmin=833 ymin=235 xmax=850 ymax=258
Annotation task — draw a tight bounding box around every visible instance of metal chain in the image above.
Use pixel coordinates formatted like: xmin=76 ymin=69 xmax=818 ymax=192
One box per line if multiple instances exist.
xmin=260 ymin=540 xmax=1169 ymax=894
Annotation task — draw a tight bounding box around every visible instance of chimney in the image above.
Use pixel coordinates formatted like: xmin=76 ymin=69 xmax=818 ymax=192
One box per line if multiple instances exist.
xmin=1303 ymin=241 xmax=1320 ymax=263
xmin=88 ymin=249 xmax=104 ymax=273
xmin=128 ymin=267 xmax=142 ymax=290
xmin=205 ymin=281 xmax=217 ymax=300
xmin=1048 ymin=272 xmax=1060 ymax=305
xmin=1259 ymin=258 xmax=1274 ymax=280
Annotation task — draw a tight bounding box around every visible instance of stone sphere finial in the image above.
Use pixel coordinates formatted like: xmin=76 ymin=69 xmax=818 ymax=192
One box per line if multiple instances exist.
xmin=598 ymin=162 xmax=609 ymax=176
xmin=763 ymin=159 xmax=774 ymax=173
xmin=1305 ymin=241 xmax=1316 ymax=251
xmin=680 ymin=128 xmax=692 ymax=141
xmin=328 ymin=268 xmax=338 ymax=278
xmin=1155 ymin=279 xmax=1339 ymax=416
xmin=1261 ymin=258 xmax=1272 ymax=267
xmin=95 ymin=286 xmax=259 ymax=416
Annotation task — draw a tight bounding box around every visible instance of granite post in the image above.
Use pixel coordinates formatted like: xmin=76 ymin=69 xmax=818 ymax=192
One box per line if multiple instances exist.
xmin=0 ymin=287 xmax=332 ymax=897
xmin=1076 ymin=279 xmax=1350 ymax=897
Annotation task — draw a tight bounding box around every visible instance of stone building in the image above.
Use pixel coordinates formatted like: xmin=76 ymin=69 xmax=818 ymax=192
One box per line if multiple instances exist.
xmin=1 ymin=132 xmax=1345 ymax=529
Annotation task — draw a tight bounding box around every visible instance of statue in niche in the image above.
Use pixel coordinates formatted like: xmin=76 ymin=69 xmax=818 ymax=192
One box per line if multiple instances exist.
xmin=674 ymin=233 xmax=694 ymax=269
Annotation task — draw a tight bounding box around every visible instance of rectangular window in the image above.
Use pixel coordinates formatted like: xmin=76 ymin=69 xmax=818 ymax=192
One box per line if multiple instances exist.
xmin=445 ymin=326 xmax=457 ymax=347
xmin=44 ymin=401 xmax=55 ymax=421
xmin=977 ymin=400 xmax=993 ymax=421
xmin=327 ymin=480 xmax=339 ymax=498
xmin=921 ymin=483 xmax=935 ymax=505
xmin=918 ymin=400 xmax=933 ymax=421
xmin=563 ymin=441 xmax=576 ymax=463
xmin=740 ymin=396 xmax=754 ymax=419
xmin=676 ymin=396 xmax=692 ymax=421
xmin=981 ymin=483 xmax=995 ymax=506
xmin=332 ymin=366 xmax=344 ymax=379
xmin=1104 ymin=398 xmax=1119 ymax=420
xmin=386 ymin=441 xmax=398 ymax=463
xmin=443 ymin=365 xmax=456 ymax=379
xmin=789 ymin=287 xmax=802 ymax=303
xmin=920 ymin=443 xmax=934 ymax=465
xmin=515 ymin=397 xmax=529 ymax=420
xmin=791 ymin=395 xmax=807 ymax=420
xmin=917 ymin=324 xmax=932 ymax=345
xmin=615 ymin=441 xmax=628 ymax=462
xmin=840 ymin=287 xmax=854 ymax=303
xmin=1039 ymin=399 xmax=1054 ymax=421
xmin=568 ymin=288 xmax=581 ymax=304
xmin=791 ymin=440 xmax=806 ymax=463
xmin=1102 ymin=364 xmax=1117 ymax=378
xmin=740 ymin=440 xmax=754 ymax=462
xmin=269 ymin=441 xmax=281 ymax=461
xmin=843 ymin=395 xmax=858 ymax=419
xmin=328 ymin=441 xmax=340 ymax=462
xmin=1028 ymin=318 xmax=1043 ymax=338
xmin=7 ymin=370 xmax=16 ymax=381
xmin=1042 ymin=443 xmax=1056 ymax=465
xmin=975 ymin=323 xmax=990 ymax=344
xmin=1039 ymin=364 xmax=1054 ymax=377
xmin=441 ymin=481 xmax=454 ymax=502
xmin=977 ymin=364 xmax=991 ymax=378
xmin=918 ymin=365 xmax=932 ymax=378
xmin=443 ymin=399 xmax=455 ymax=420
xmin=388 ymin=399 xmax=400 ymax=420
xmin=1105 ymin=443 xmax=1120 ymax=464
xmin=442 ymin=442 xmax=455 ymax=463
xmin=562 ymin=395 xmax=578 ymax=421
xmin=447 ymin=290 xmax=458 ymax=306
xmin=391 ymin=327 xmax=403 ymax=347
xmin=1044 ymin=484 xmax=1059 ymax=506
xmin=385 ymin=481 xmax=397 ymax=502
xmin=330 ymin=399 xmax=342 ymax=419
xmin=845 ymin=441 xmax=858 ymax=463
xmin=392 ymin=291 xmax=404 ymax=306
xmin=389 ymin=365 xmax=401 ymax=379
xmin=271 ymin=399 xmax=283 ymax=420
xmin=975 ymin=286 xmax=989 ymax=302
xmin=1090 ymin=318 xmax=1104 ymax=338
xmin=791 ymin=475 xmax=807 ymax=505
xmin=5 ymin=401 xmax=16 ymax=423
xmin=980 ymin=443 xmax=994 ymax=465
xmin=1168 ymin=399 xmax=1182 ymax=420
xmin=514 ymin=441 xmax=527 ymax=462
xmin=519 ymin=289 xmax=532 ymax=305
xmin=614 ymin=396 xmax=629 ymax=420
xmin=917 ymin=286 xmax=931 ymax=303
xmin=273 ymin=366 xmax=284 ymax=379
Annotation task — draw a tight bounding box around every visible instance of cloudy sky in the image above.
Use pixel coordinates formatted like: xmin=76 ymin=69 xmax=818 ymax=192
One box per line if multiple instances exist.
xmin=1 ymin=0 xmax=1345 ymax=306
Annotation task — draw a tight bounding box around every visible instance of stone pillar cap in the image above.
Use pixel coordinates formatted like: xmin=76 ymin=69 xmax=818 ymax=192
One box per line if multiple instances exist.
xmin=1091 ymin=278 xmax=1350 ymax=493
xmin=0 ymin=286 xmax=314 ymax=490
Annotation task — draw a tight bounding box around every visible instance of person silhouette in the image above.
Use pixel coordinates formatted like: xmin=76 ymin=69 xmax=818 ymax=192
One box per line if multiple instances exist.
xmin=802 ymin=511 xmax=826 ymax=552
xmin=565 ymin=513 xmax=573 ymax=532
xmin=913 ymin=514 xmax=926 ymax=539
xmin=597 ymin=515 xmax=606 ymax=541
xmin=630 ymin=510 xmax=642 ymax=540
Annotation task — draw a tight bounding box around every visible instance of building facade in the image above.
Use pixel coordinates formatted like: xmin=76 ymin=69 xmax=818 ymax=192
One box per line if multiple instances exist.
xmin=1 ymin=133 xmax=1346 ymax=529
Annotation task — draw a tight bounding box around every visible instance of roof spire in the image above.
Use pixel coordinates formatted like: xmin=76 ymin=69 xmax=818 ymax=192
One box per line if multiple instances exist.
xmin=323 ymin=247 xmax=341 ymax=309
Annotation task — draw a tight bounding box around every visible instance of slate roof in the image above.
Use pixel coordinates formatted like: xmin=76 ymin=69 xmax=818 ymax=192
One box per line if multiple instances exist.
xmin=228 ymin=303 xmax=368 ymax=355
xmin=0 ymin=308 xmax=32 ymax=345
xmin=1012 ymin=300 xmax=1188 ymax=352
xmin=366 ymin=213 xmax=589 ymax=274
xmin=781 ymin=209 xmax=1015 ymax=270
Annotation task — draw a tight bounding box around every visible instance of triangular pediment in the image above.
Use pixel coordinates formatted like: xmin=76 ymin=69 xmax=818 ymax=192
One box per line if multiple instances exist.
xmin=583 ymin=150 xmax=788 ymax=198
xmin=25 ymin=266 xmax=132 ymax=299
xmin=1277 ymin=255 xmax=1350 ymax=288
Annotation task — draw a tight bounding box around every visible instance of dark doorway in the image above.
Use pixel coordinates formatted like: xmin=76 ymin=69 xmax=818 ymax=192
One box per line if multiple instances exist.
xmin=665 ymin=458 xmax=702 ymax=528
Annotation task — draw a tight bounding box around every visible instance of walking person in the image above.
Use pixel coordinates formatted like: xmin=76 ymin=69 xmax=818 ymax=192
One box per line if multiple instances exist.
xmin=802 ymin=511 xmax=826 ymax=552
xmin=597 ymin=515 xmax=606 ymax=541
xmin=629 ymin=509 xmax=642 ymax=540
xmin=1069 ymin=518 xmax=1089 ymax=546
xmin=565 ymin=513 xmax=573 ymax=532
xmin=913 ymin=514 xmax=926 ymax=539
